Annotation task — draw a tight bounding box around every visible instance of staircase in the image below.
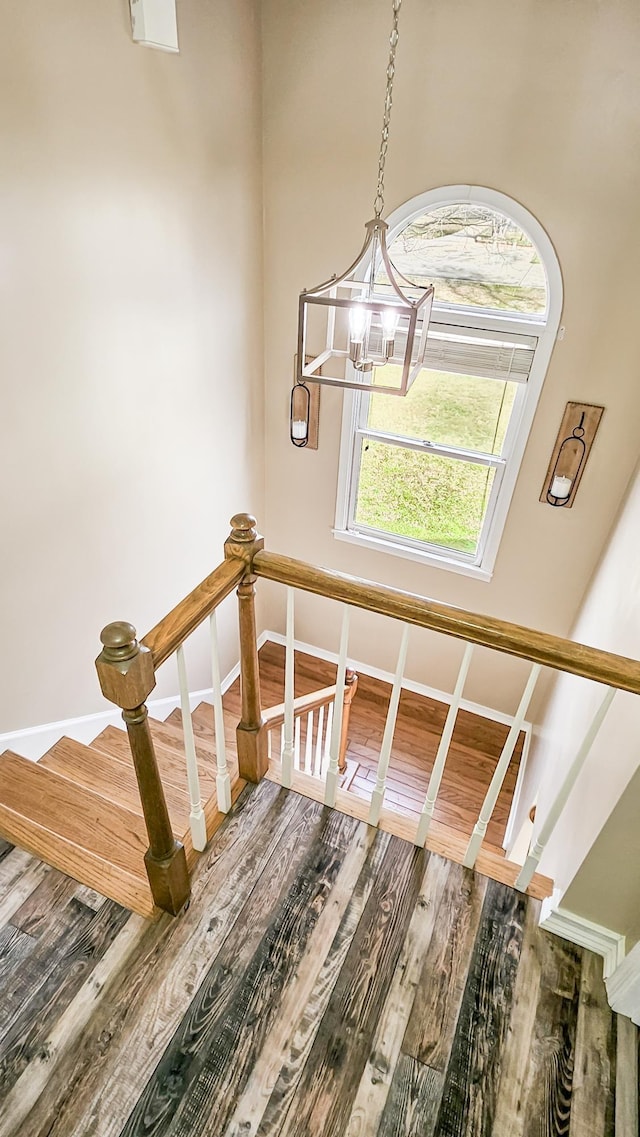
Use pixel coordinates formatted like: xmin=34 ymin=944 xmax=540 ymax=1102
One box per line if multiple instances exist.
xmin=0 ymin=704 xmax=243 ymax=919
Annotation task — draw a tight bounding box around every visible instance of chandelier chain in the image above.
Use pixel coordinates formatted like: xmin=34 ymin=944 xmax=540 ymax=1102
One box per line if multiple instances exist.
xmin=373 ymin=0 xmax=402 ymax=219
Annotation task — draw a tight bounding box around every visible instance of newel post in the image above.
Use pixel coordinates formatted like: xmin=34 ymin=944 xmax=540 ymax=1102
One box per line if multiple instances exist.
xmin=339 ymin=669 xmax=358 ymax=773
xmin=96 ymin=622 xmax=190 ymax=915
xmin=225 ymin=513 xmax=268 ymax=783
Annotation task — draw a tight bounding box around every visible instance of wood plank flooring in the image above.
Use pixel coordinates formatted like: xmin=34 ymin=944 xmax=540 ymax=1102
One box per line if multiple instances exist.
xmin=224 ymin=641 xmax=526 ymax=851
xmin=0 ymin=780 xmax=631 ymax=1137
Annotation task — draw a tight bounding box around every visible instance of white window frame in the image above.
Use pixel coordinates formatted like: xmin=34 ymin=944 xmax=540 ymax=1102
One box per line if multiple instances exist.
xmin=334 ymin=185 xmax=563 ymax=581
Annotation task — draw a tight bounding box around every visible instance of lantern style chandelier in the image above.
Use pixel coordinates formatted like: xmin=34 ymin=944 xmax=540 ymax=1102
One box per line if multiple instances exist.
xmin=291 ymin=0 xmax=434 ymax=446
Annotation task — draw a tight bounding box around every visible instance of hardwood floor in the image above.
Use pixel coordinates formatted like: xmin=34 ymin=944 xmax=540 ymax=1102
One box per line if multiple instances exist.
xmin=0 ymin=781 xmax=631 ymax=1137
xmin=225 ymin=641 xmax=526 ymax=851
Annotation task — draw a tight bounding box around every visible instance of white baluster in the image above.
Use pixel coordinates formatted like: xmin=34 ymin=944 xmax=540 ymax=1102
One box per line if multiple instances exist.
xmin=267 ymin=730 xmax=273 ymax=761
xmin=323 ymin=701 xmax=334 ymax=780
xmin=325 ymin=606 xmax=350 ymax=806
xmin=315 ymin=704 xmax=325 ymax=776
xmin=281 ymin=587 xmax=295 ymax=788
xmin=463 ymin=662 xmax=541 ymax=869
xmin=516 ymin=686 xmax=616 ymax=892
xmin=415 ymin=644 xmax=474 ymax=846
xmin=209 ymin=611 xmax=231 ymax=813
xmin=176 ymin=645 xmax=207 ymax=852
xmin=294 ymin=714 xmax=302 ymax=771
xmin=304 ymin=710 xmax=314 ymax=772
xmin=369 ymin=626 xmax=410 ymax=826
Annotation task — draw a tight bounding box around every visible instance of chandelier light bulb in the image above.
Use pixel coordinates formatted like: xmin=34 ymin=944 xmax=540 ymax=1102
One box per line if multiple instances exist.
xmin=349 ymin=302 xmax=371 ymax=345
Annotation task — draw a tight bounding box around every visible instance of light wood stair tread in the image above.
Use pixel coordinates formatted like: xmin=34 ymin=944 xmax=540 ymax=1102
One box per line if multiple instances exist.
xmin=92 ymin=725 xmax=217 ymax=796
xmin=39 ymin=736 xmax=192 ymax=837
xmin=0 ymin=751 xmax=156 ymax=918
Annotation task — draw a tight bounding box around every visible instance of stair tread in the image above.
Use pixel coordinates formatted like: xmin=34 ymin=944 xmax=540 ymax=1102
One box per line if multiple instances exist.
xmin=0 ymin=752 xmax=155 ymax=918
xmin=40 ymin=737 xmax=192 ymax=837
xmin=92 ymin=725 xmax=217 ymax=795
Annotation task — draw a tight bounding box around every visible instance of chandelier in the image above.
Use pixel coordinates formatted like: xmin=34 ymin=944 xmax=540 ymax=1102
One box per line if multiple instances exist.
xmin=291 ymin=0 xmax=434 ymax=446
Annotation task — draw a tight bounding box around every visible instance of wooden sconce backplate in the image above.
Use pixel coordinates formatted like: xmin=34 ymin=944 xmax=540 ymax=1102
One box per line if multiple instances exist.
xmin=540 ymin=401 xmax=604 ymax=508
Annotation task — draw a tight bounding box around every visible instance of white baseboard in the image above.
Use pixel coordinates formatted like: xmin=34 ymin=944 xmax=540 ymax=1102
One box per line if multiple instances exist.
xmin=540 ymin=890 xmax=626 ymax=979
xmin=0 ymin=632 xmax=270 ymax=762
xmin=607 ymin=939 xmax=640 ymax=1025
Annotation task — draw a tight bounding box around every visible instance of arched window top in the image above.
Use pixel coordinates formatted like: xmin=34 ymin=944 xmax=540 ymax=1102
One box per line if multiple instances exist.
xmin=379 ymin=185 xmax=561 ymax=326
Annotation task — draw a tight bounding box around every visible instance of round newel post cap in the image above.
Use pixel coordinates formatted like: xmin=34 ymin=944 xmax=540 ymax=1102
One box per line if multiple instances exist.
xmin=100 ymin=621 xmax=139 ymax=661
xmin=229 ymin=513 xmax=258 ymax=543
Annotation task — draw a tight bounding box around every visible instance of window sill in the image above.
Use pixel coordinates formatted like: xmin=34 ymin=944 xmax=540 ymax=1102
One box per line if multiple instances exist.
xmin=332 ymin=528 xmax=494 ymax=582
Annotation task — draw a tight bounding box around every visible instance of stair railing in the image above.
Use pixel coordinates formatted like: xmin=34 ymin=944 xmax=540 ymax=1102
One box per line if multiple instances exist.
xmin=263 ymin=670 xmax=358 ymax=780
xmin=97 ymin=512 xmax=640 ymax=910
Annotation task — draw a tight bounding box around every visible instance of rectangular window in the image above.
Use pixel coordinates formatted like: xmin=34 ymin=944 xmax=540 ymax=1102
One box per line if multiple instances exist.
xmin=340 ymin=324 xmax=537 ymax=571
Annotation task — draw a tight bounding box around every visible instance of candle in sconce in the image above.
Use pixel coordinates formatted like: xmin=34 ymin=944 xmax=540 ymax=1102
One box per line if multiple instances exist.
xmin=551 ymin=474 xmax=572 ymax=499
xmin=291 ymin=420 xmax=308 ymax=441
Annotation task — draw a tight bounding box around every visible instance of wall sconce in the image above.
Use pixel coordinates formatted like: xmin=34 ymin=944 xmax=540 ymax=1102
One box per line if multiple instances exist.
xmin=290 ymin=362 xmax=320 ymax=449
xmin=541 ymin=401 xmax=604 ymax=508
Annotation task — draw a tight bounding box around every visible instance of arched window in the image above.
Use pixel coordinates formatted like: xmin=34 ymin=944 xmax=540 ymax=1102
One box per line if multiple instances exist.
xmin=335 ymin=186 xmax=562 ymax=579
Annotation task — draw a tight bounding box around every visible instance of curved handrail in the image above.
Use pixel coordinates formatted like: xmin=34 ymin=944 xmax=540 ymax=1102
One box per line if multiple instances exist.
xmin=253 ymin=550 xmax=640 ymax=695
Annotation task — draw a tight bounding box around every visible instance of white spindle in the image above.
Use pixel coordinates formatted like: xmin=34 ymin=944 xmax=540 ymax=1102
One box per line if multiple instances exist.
xmin=267 ymin=730 xmax=273 ymax=761
xmin=415 ymin=644 xmax=474 ymax=846
xmin=209 ymin=612 xmax=231 ymax=813
xmin=369 ymin=626 xmax=410 ymax=826
xmin=463 ymin=662 xmax=541 ymax=869
xmin=304 ymin=710 xmax=314 ymax=772
xmin=315 ymin=704 xmax=325 ymax=776
xmin=294 ymin=715 xmax=302 ymax=770
xmin=176 ymin=645 xmax=207 ymax=852
xmin=281 ymin=587 xmax=295 ymax=788
xmin=325 ymin=606 xmax=350 ymax=806
xmin=516 ymin=686 xmax=616 ymax=892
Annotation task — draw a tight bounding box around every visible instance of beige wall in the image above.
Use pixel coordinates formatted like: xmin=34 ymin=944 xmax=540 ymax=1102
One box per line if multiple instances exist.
xmin=261 ymin=0 xmax=640 ymax=715
xmin=528 ymin=467 xmax=640 ymax=913
xmin=0 ymin=0 xmax=264 ymax=732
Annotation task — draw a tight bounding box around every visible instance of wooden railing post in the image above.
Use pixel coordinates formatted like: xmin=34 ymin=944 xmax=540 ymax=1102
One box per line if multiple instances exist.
xmin=225 ymin=513 xmax=267 ymax=783
xmin=339 ymin=669 xmax=358 ymax=773
xmin=96 ymin=621 xmax=190 ymax=915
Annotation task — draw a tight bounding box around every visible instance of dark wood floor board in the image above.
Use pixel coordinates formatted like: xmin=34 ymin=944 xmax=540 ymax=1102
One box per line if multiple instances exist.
xmin=615 ymin=1013 xmax=638 ymax=1137
xmin=0 ymin=898 xmax=129 ymax=1097
xmin=14 ymin=782 xmax=304 ymax=1137
xmin=119 ymin=799 xmax=359 ymax=1136
xmin=0 ymin=849 xmax=50 ymax=930
xmin=0 ymin=839 xmax=13 ymax=863
xmin=0 ymin=779 xmax=628 ymax=1137
xmin=517 ymin=930 xmax=583 ymax=1136
xmin=0 ymin=924 xmax=36 ymax=985
xmin=345 ymin=853 xmax=452 ymax=1137
xmin=402 ymin=862 xmax=488 ymax=1071
xmin=223 ymin=821 xmax=380 ymax=1137
xmin=435 ymin=878 xmax=528 ymax=1136
xmin=377 ymin=1054 xmax=443 ymax=1136
xmin=11 ymin=868 xmax=79 ymax=937
xmin=275 ymin=837 xmax=427 ymax=1137
xmin=569 ymin=952 xmax=616 ymax=1136
xmin=492 ymin=897 xmax=544 ymax=1136
xmin=252 ymin=830 xmax=394 ymax=1137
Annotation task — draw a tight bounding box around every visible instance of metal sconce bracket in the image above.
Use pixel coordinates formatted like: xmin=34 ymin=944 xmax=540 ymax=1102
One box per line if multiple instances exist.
xmin=541 ymin=401 xmax=604 ymax=508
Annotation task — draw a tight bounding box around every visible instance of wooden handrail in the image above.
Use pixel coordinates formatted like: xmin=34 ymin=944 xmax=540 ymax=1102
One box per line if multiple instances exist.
xmin=253 ymin=550 xmax=640 ymax=696
xmin=142 ymin=557 xmax=246 ymax=669
xmin=264 ymin=682 xmax=344 ymax=731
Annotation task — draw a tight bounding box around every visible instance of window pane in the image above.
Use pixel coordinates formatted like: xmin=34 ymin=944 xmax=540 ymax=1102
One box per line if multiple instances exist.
xmin=381 ymin=204 xmax=546 ymax=315
xmin=367 ymin=367 xmax=517 ymax=456
xmin=354 ymin=439 xmax=496 ymax=556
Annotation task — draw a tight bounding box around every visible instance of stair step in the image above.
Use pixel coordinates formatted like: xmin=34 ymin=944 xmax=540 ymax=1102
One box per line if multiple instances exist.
xmin=92 ymin=725 xmax=216 ymax=796
xmin=0 ymin=752 xmax=155 ymax=918
xmin=40 ymin=737 xmax=191 ymax=837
